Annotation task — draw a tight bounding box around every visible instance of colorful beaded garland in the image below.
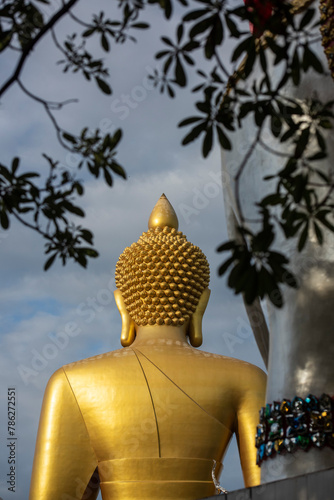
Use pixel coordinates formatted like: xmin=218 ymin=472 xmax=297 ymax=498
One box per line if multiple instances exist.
xmin=255 ymin=394 xmax=334 ymax=466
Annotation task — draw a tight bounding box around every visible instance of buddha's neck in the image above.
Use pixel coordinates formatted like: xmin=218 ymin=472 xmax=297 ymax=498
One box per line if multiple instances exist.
xmin=131 ymin=324 xmax=189 ymax=347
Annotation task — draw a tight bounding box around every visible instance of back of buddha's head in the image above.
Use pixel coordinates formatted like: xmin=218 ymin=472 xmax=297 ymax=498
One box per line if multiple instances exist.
xmin=115 ymin=194 xmax=210 ymax=328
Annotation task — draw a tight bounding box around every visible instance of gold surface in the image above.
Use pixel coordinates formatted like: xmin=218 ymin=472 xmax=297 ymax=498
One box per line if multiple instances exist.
xmin=148 ymin=193 xmax=179 ymax=230
xmin=29 ymin=197 xmax=266 ymax=500
xmin=115 ymin=197 xmax=210 ymax=331
xmin=320 ymin=0 xmax=334 ymax=79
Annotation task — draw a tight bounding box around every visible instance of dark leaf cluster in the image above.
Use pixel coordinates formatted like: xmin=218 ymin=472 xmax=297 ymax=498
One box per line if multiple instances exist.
xmin=1 ymin=0 xmax=334 ymax=301
xmin=0 ymin=156 xmax=98 ymax=270
xmin=0 ymin=0 xmax=47 ymax=51
xmin=217 ymin=222 xmax=298 ymax=308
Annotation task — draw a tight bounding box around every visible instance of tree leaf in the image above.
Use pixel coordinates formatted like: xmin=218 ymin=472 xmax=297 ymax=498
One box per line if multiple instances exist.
xmin=316 ymin=210 xmax=334 ymax=232
xmin=291 ymin=47 xmax=300 ymax=86
xmin=282 ymin=269 xmax=298 ymax=288
xmin=110 ymin=161 xmax=126 ymax=179
xmin=243 ymin=265 xmax=258 ymax=305
xmin=104 ymin=168 xmax=113 ymax=186
xmin=175 ymin=57 xmax=186 ymax=87
xmin=44 ymin=252 xmax=57 ymax=271
xmin=217 ymin=241 xmax=236 ymax=252
xmin=62 ymin=132 xmax=76 ymax=144
xmin=225 ymin=15 xmax=240 ymax=38
xmin=299 ymin=8 xmax=315 ymax=30
xmin=80 ymin=229 xmax=93 ymax=244
xmin=298 ymin=221 xmax=309 ymax=251
xmin=183 ymin=9 xmax=208 ymax=22
xmin=11 ymin=157 xmax=20 ymax=174
xmin=189 ymin=16 xmax=213 ymax=39
xmin=84 ymin=248 xmax=99 ymax=258
xmin=313 ymin=221 xmax=323 ymax=245
xmin=131 ymin=23 xmax=149 ymax=29
xmin=202 ymin=126 xmax=213 ymax=158
xmin=231 ymin=35 xmax=254 ymax=62
xmin=303 ymin=45 xmax=324 ymax=74
xmin=216 ymin=126 xmax=231 ymax=150
xmin=178 ymin=116 xmax=202 ymax=127
xmin=161 ymin=36 xmax=174 ymax=47
xmin=101 ymin=33 xmax=109 ymax=51
xmin=177 ymin=23 xmax=183 ymax=43
xmin=271 ymin=115 xmax=282 ymax=138
xmin=0 ymin=210 xmax=9 ymax=229
xmin=96 ymin=77 xmax=112 ymax=95
xmin=182 ymin=122 xmax=206 ymax=145
xmin=83 ymin=28 xmax=95 ymax=38
xmin=63 ymin=201 xmax=85 ymax=217
xmin=218 ymin=256 xmax=234 ymax=276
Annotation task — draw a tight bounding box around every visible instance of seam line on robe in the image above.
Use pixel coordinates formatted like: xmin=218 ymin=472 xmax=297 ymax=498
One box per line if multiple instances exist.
xmin=133 ymin=348 xmax=233 ymax=433
xmin=131 ymin=349 xmax=161 ymax=457
xmin=62 ymin=367 xmax=99 ymax=463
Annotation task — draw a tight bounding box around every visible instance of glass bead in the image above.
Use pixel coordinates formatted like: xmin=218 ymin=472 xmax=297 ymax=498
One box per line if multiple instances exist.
xmin=265 ymin=404 xmax=272 ymax=419
xmin=280 ymin=399 xmax=291 ymax=414
xmin=285 ymin=414 xmax=294 ymax=426
xmin=274 ymin=439 xmax=284 ymax=453
xmin=284 ymin=437 xmax=297 ymax=453
xmin=290 ymin=413 xmax=306 ymax=432
xmin=286 ymin=426 xmax=296 ymax=438
xmin=257 ymin=395 xmax=334 ymax=462
xmin=292 ymin=396 xmax=305 ymax=413
xmin=272 ymin=401 xmax=281 ymax=418
xmin=259 ymin=444 xmax=265 ymax=460
xmin=310 ymin=411 xmax=323 ymax=432
xmin=311 ymin=432 xmax=326 ymax=448
xmin=299 ymin=424 xmax=308 ymax=435
xmin=305 ymin=394 xmax=319 ymax=412
xmin=266 ymin=441 xmax=274 ymax=457
xmin=297 ymin=435 xmax=310 ymax=450
xmin=256 ymin=424 xmax=266 ymax=447
xmin=319 ymin=394 xmax=332 ymax=412
xmin=269 ymin=421 xmax=283 ymax=440
xmin=323 ymin=412 xmax=333 ymax=433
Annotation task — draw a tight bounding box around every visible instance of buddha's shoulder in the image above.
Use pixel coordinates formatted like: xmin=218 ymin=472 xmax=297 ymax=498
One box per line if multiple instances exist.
xmin=193 ymin=349 xmax=266 ymax=379
xmin=60 ymin=347 xmax=136 ymax=375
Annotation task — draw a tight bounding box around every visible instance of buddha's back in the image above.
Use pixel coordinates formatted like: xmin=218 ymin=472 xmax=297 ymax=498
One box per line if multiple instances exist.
xmin=58 ymin=341 xmax=265 ymax=499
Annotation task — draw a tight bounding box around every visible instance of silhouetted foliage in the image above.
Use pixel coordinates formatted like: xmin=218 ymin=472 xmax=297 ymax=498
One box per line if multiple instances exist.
xmin=1 ymin=0 xmax=333 ymax=307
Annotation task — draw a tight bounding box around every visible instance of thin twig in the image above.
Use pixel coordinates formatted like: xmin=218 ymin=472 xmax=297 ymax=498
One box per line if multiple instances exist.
xmin=17 ymin=79 xmax=75 ymax=152
xmin=68 ymin=10 xmax=91 ymax=28
xmin=50 ymin=27 xmax=66 ymax=56
xmin=234 ymin=125 xmax=263 ymax=225
xmin=259 ymin=138 xmax=291 ymax=158
xmin=214 ymin=48 xmax=231 ymax=79
xmin=11 ymin=209 xmax=50 ymax=240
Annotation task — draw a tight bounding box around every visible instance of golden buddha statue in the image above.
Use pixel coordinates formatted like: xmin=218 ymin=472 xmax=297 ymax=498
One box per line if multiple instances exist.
xmin=29 ymin=194 xmax=266 ymax=500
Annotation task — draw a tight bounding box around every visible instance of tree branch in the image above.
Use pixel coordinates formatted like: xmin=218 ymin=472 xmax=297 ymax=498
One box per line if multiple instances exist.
xmin=16 ymin=79 xmax=75 ymax=151
xmin=0 ymin=0 xmax=79 ymax=98
xmin=234 ymin=125 xmax=263 ymax=225
xmin=258 ymin=138 xmax=291 ymax=158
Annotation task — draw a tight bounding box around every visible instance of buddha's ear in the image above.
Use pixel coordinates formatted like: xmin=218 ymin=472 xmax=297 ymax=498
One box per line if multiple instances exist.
xmin=114 ymin=290 xmax=136 ymax=347
xmin=188 ymin=288 xmax=211 ymax=348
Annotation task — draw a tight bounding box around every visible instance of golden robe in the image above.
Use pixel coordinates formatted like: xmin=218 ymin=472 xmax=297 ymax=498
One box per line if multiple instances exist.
xmin=29 ymin=341 xmax=266 ymax=500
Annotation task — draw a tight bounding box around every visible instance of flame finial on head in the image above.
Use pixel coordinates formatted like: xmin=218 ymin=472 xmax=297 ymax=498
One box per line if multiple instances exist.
xmin=148 ymin=193 xmax=179 ymax=230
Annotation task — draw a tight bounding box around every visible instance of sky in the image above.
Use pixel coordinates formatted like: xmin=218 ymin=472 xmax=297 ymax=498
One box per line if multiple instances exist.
xmin=0 ymin=1 xmax=266 ymax=498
